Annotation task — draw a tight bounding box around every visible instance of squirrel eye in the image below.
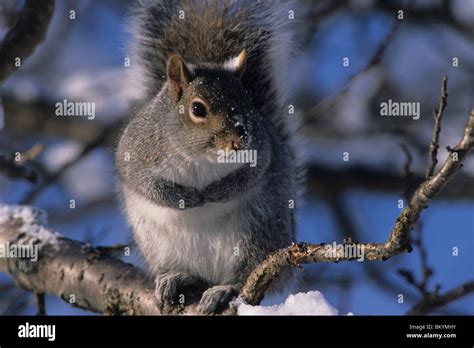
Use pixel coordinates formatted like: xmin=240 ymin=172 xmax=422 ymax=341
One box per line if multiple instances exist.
xmin=191 ymin=101 xmax=208 ymax=118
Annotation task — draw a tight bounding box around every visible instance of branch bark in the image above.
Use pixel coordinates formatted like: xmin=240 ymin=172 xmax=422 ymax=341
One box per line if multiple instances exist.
xmin=1 ymin=108 xmax=473 ymax=314
xmin=0 ymin=205 xmax=185 ymax=315
xmin=426 ymin=76 xmax=448 ymax=179
xmin=2 ymin=72 xmax=473 ymax=315
xmin=240 ymin=108 xmax=474 ymax=305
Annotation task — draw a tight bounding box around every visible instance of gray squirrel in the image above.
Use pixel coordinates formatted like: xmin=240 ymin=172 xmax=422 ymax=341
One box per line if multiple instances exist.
xmin=116 ymin=0 xmax=302 ymax=314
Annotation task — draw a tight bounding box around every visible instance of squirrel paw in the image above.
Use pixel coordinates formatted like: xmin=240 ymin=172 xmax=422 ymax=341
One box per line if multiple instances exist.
xmin=197 ymin=285 xmax=238 ymax=315
xmin=154 ymin=272 xmax=205 ymax=309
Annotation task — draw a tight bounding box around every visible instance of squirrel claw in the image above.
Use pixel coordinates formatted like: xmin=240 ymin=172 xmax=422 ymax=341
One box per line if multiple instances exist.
xmin=197 ymin=285 xmax=238 ymax=315
xmin=155 ymin=272 xmax=205 ymax=309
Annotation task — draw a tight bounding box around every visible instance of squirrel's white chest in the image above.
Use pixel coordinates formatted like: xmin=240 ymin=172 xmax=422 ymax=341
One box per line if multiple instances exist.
xmin=122 ymin=187 xmax=245 ymax=285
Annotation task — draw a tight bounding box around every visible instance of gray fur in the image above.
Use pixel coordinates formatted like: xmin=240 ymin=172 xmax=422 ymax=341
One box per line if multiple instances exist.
xmin=129 ymin=0 xmax=299 ymax=139
xmin=116 ymin=0 xmax=302 ymax=313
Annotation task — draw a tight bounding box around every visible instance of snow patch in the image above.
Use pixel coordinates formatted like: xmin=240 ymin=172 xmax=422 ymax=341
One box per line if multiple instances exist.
xmin=237 ymin=291 xmax=340 ymax=315
xmin=0 ymin=204 xmax=48 ymax=226
xmin=0 ymin=204 xmax=59 ymax=247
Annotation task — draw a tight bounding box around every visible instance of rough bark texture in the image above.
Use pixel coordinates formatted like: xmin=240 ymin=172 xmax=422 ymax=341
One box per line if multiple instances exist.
xmin=0 ymin=1 xmax=472 ymax=314
xmin=240 ymin=109 xmax=474 ymax=305
xmin=0 ymin=108 xmax=472 ymax=314
xmin=0 ymin=207 xmax=194 ymax=315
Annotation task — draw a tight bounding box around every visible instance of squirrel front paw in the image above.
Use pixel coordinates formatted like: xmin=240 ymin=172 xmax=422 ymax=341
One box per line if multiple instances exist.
xmin=197 ymin=285 xmax=238 ymax=315
xmin=155 ymin=272 xmax=206 ymax=309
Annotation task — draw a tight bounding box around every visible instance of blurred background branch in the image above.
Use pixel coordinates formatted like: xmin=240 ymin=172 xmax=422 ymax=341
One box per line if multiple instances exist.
xmin=0 ymin=0 xmax=55 ymax=82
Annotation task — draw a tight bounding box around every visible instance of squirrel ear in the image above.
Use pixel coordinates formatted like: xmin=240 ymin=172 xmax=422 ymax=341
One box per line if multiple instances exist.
xmin=234 ymin=49 xmax=247 ymax=77
xmin=167 ymin=54 xmax=191 ymax=101
xmin=225 ymin=49 xmax=246 ymax=77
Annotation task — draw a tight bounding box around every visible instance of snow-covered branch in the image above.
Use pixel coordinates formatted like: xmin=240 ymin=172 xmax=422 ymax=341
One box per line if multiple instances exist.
xmin=0 ymin=205 xmax=168 ymax=315
xmin=0 ymin=206 xmax=343 ymax=316
xmin=1 ymin=69 xmax=473 ymax=314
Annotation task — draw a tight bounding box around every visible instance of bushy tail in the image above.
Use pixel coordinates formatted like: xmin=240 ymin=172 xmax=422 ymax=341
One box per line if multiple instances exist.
xmin=129 ymin=0 xmax=298 ymax=137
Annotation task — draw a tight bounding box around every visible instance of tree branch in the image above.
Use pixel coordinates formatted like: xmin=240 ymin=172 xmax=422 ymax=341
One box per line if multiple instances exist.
xmin=308 ymin=10 xmax=402 ymax=118
xmin=407 ymin=280 xmax=474 ymax=315
xmin=241 ymin=108 xmax=474 ymax=305
xmin=0 ymin=144 xmax=44 ymax=183
xmin=2 ymin=71 xmax=473 ymax=314
xmin=426 ymin=76 xmax=448 ymax=179
xmin=20 ymin=125 xmax=119 ymax=204
xmin=0 ymin=0 xmax=55 ymax=82
xmin=2 ymin=95 xmax=105 ymax=143
xmin=35 ymin=292 xmax=46 ymax=316
xmin=5 ymin=95 xmax=474 ymax=200
xmin=2 ymin=108 xmax=473 ymax=314
xmin=307 ymin=162 xmax=474 ymax=200
xmin=0 ymin=205 xmax=188 ymax=315
xmin=0 ymin=154 xmax=37 ymax=183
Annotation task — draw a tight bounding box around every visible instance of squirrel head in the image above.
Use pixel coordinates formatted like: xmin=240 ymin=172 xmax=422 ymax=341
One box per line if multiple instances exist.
xmin=164 ymin=50 xmax=260 ymax=161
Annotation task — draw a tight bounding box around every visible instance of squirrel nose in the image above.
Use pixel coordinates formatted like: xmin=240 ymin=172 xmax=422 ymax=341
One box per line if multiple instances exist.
xmin=232 ymin=140 xmax=241 ymax=150
xmin=230 ymin=133 xmax=247 ymax=150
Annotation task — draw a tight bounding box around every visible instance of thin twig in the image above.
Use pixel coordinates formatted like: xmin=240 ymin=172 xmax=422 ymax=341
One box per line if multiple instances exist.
xmin=307 ymin=162 xmax=474 ymax=200
xmin=377 ymin=0 xmax=473 ymax=41
xmin=2 ymin=102 xmax=473 ymax=314
xmin=413 ymin=221 xmax=433 ymax=296
xmin=396 ymin=145 xmax=434 ymax=297
xmin=426 ymin=76 xmax=448 ymax=179
xmin=407 ymin=280 xmax=474 ymax=315
xmin=397 ymin=222 xmax=434 ymax=297
xmin=241 ymin=107 xmax=474 ymax=305
xmin=19 ymin=143 xmax=45 ymax=162
xmin=3 ymin=105 xmax=472 ymax=312
xmin=327 ymin=192 xmax=419 ymax=305
xmin=20 ymin=126 xmax=117 ymax=204
xmin=0 ymin=144 xmax=44 ymax=183
xmin=308 ymin=13 xmax=402 ymax=118
xmin=400 ymin=143 xmax=414 ymax=201
xmin=35 ymin=292 xmax=46 ymax=316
